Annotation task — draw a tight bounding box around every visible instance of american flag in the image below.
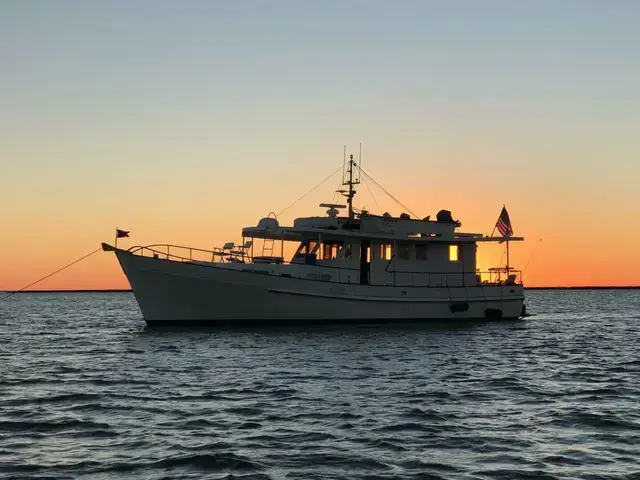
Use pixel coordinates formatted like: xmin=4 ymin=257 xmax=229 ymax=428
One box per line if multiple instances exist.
xmin=495 ymin=206 xmax=513 ymax=237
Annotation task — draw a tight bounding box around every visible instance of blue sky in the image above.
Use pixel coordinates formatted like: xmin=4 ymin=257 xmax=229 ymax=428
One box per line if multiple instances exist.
xmin=4 ymin=1 xmax=638 ymax=159
xmin=3 ymin=0 xmax=639 ymax=193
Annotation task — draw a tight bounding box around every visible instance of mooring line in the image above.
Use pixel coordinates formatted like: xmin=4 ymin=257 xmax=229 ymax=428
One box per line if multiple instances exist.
xmin=0 ymin=247 xmax=102 ymax=301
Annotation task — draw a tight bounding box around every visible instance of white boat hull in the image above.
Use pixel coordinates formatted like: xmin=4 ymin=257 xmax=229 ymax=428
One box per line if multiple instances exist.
xmin=114 ymin=249 xmax=526 ymax=325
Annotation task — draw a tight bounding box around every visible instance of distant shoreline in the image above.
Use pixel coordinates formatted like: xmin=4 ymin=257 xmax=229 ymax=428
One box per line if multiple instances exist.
xmin=530 ymin=286 xmax=640 ymax=290
xmin=2 ymin=286 xmax=640 ymax=294
xmin=1 ymin=289 xmax=133 ymax=294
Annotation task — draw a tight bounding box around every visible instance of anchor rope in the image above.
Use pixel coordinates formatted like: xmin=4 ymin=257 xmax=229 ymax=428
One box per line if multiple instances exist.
xmin=0 ymin=247 xmax=102 ymax=301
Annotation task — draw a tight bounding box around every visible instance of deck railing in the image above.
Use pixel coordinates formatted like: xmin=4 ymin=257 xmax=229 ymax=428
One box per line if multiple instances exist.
xmin=127 ymin=244 xmax=522 ymax=288
xmin=128 ymin=244 xmax=237 ymax=263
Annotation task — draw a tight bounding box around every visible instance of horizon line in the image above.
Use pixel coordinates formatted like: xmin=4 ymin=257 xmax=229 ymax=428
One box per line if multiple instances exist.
xmin=2 ymin=286 xmax=640 ymax=294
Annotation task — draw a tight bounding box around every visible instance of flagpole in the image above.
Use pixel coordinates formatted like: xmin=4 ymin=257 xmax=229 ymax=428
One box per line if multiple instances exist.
xmin=505 ymin=204 xmax=509 ymax=274
xmin=493 ymin=204 xmax=512 ymax=280
xmin=504 ymin=203 xmax=510 ymax=275
xmin=490 ymin=204 xmax=504 ymax=237
xmin=506 ymin=237 xmax=510 ymax=274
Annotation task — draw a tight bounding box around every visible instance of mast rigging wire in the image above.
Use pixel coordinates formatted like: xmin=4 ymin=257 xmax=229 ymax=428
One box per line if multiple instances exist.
xmin=273 ymin=161 xmax=418 ymax=220
xmin=276 ymin=166 xmax=343 ymax=218
xmin=362 ymin=177 xmax=382 ymax=213
xmin=358 ymin=167 xmax=419 ymax=218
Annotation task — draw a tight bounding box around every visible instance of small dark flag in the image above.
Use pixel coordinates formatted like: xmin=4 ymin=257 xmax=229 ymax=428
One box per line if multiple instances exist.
xmin=495 ymin=206 xmax=513 ymax=237
xmin=116 ymin=229 xmax=130 ymax=238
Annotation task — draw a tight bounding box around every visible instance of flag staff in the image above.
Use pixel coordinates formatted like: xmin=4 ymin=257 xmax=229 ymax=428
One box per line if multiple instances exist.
xmin=504 ymin=204 xmax=510 ymax=274
xmin=493 ymin=205 xmax=513 ymax=278
xmin=506 ymin=234 xmax=510 ymax=274
xmin=115 ymin=228 xmax=130 ymax=249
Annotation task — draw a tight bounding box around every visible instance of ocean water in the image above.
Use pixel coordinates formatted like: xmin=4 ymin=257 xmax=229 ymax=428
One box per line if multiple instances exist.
xmin=1 ymin=290 xmax=639 ymax=480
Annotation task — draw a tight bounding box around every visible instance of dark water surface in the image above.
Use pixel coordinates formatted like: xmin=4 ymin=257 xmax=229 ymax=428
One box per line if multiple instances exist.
xmin=1 ymin=290 xmax=639 ymax=479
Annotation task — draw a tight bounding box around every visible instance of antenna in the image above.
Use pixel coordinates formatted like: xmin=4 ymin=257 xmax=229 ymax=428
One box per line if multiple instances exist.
xmin=356 ymin=142 xmax=362 ymax=183
xmin=342 ymin=145 xmax=346 ymax=185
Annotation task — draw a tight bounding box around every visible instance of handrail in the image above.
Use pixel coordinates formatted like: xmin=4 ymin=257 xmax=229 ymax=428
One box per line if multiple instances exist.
xmin=384 ymin=254 xmax=395 ymax=272
xmin=126 ymin=243 xmax=523 ymax=288
xmin=128 ymin=244 xmax=224 ymax=257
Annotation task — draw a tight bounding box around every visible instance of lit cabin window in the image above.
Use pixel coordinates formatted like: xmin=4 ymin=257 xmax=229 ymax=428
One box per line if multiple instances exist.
xmin=449 ymin=245 xmax=459 ymax=262
xmin=379 ymin=244 xmax=392 ymax=260
xmin=416 ymin=244 xmax=427 ymax=261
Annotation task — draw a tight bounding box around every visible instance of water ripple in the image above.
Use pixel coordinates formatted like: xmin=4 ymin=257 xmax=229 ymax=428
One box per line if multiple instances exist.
xmin=1 ymin=290 xmax=640 ymax=479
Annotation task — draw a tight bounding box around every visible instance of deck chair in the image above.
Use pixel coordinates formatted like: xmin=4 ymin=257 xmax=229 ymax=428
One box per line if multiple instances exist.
xmin=211 ymin=242 xmax=235 ymax=262
xmin=230 ymin=240 xmax=253 ymax=262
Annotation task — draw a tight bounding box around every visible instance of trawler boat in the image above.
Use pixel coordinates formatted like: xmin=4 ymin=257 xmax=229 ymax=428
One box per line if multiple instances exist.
xmin=102 ymin=153 xmax=526 ymax=325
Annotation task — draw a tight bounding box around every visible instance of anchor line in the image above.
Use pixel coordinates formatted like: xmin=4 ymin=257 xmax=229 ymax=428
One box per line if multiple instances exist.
xmin=0 ymin=247 xmax=102 ymax=301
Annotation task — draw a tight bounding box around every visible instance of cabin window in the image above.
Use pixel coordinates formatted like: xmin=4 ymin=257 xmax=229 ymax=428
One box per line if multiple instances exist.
xmin=374 ymin=243 xmax=391 ymax=260
xmin=396 ymin=243 xmax=410 ymax=260
xmin=379 ymin=244 xmax=392 ymax=260
xmin=321 ymin=242 xmax=343 ymax=259
xmin=449 ymin=245 xmax=459 ymax=262
xmin=292 ymin=242 xmax=308 ymax=262
xmin=416 ymin=244 xmax=427 ymax=261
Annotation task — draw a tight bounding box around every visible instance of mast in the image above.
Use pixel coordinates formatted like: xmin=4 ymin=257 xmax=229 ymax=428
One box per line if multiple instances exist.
xmin=335 ymin=147 xmax=360 ymax=221
xmin=343 ymin=153 xmax=358 ymax=220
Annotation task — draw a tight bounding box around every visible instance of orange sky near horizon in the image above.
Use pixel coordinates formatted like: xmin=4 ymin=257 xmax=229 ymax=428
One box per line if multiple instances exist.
xmin=1 ymin=150 xmax=638 ymax=291
xmin=2 ymin=1 xmax=639 ymax=290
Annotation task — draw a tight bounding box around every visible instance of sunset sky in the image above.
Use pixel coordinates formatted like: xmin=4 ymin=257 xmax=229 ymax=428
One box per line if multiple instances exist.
xmin=2 ymin=0 xmax=639 ymax=290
